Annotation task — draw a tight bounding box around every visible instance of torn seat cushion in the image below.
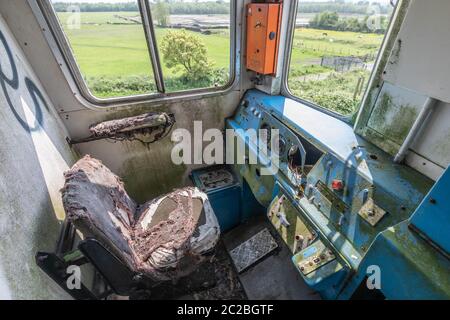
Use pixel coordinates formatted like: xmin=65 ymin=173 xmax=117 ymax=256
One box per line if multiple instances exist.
xmin=61 ymin=155 xmax=220 ymax=282
xmin=133 ymin=188 xmax=220 ymax=281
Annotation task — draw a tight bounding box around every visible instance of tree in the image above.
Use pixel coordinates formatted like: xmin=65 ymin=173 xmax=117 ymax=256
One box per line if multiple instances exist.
xmin=160 ymin=30 xmax=214 ymax=81
xmin=310 ymin=11 xmax=340 ymax=30
xmin=153 ymin=1 xmax=170 ymax=27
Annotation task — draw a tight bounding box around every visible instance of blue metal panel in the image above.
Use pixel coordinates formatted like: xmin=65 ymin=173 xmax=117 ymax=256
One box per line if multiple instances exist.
xmin=410 ymin=166 xmax=450 ymax=254
xmin=227 ymin=90 xmax=437 ymax=299
xmin=207 ymin=186 xmax=241 ymax=232
xmin=241 ymin=90 xmax=368 ymax=171
xmin=191 ymin=165 xmax=265 ymax=232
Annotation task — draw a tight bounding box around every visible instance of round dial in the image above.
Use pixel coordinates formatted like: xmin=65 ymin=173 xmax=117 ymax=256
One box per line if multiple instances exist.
xmin=277 ymin=135 xmax=287 ymax=156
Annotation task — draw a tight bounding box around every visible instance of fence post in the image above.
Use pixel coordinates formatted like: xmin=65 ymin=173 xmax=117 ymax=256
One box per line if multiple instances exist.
xmin=354 ymin=77 xmax=363 ymax=100
xmin=359 ymin=77 xmax=366 ymax=96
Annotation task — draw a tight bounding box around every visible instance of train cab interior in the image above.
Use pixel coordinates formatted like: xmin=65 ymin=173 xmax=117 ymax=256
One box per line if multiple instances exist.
xmin=0 ymin=0 xmax=449 ymax=300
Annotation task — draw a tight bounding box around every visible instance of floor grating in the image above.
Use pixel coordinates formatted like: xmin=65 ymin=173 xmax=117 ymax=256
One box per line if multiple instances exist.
xmin=229 ymin=228 xmax=278 ymax=273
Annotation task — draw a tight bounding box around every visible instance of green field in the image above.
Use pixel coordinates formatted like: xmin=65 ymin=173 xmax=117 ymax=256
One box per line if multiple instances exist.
xmin=290 ymin=28 xmax=383 ymax=69
xmin=57 ymin=12 xmax=385 ymax=115
xmin=59 ymin=13 xmax=230 ymax=77
xmin=288 ymin=27 xmax=384 ymax=115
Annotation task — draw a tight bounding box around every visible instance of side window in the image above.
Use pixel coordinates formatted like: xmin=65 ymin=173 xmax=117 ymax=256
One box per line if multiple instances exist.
xmin=150 ymin=0 xmax=231 ymax=92
xmin=51 ymin=0 xmax=156 ymax=99
xmin=47 ymin=0 xmax=232 ymax=100
xmin=287 ymin=1 xmax=395 ymax=116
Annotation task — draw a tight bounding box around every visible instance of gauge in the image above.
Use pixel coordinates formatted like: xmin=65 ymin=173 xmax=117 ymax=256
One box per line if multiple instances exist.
xmin=272 ymin=134 xmax=286 ymax=156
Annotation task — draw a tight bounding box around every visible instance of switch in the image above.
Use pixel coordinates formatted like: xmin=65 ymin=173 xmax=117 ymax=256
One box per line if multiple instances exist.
xmin=276 ymin=212 xmax=290 ymax=228
xmin=332 ymin=179 xmax=344 ymax=191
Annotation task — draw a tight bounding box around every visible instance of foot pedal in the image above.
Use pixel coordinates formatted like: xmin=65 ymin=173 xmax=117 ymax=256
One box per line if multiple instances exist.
xmin=229 ymin=228 xmax=278 ymax=273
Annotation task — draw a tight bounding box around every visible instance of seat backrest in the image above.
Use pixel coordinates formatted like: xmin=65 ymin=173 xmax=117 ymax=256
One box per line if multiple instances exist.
xmin=61 ymin=155 xmax=137 ymax=269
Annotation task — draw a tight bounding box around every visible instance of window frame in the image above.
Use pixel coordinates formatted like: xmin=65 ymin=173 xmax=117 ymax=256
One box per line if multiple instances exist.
xmin=281 ymin=0 xmax=402 ymax=121
xmin=35 ymin=0 xmax=237 ymax=106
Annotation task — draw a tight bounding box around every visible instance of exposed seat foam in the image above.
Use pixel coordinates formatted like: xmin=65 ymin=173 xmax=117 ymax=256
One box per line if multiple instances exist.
xmin=61 ymin=155 xmax=220 ymax=281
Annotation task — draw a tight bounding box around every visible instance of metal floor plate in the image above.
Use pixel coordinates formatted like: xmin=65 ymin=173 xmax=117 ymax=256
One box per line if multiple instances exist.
xmin=229 ymin=228 xmax=278 ymax=273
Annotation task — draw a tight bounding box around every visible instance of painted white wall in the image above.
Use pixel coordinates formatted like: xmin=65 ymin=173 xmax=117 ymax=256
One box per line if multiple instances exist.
xmin=0 ymin=13 xmax=76 ymax=299
xmin=384 ymin=0 xmax=450 ymax=103
xmin=362 ymin=0 xmax=450 ymax=180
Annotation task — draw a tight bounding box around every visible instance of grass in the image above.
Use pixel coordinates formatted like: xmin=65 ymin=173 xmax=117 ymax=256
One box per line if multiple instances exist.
xmin=290 ymin=27 xmax=384 ymax=68
xmin=289 ymin=70 xmax=371 ymax=115
xmin=57 ymin=12 xmax=230 ymax=79
xmin=56 ymin=12 xmax=384 ymax=114
xmin=287 ymin=27 xmax=384 ymax=116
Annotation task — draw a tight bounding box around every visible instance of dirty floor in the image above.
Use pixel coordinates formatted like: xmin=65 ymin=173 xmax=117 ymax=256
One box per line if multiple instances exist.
xmin=222 ymin=214 xmax=321 ymax=300
xmin=130 ymin=214 xmax=321 ymax=300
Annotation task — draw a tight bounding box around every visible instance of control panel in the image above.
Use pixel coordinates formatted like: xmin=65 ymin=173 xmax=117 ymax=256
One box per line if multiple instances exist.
xmin=268 ymin=191 xmax=317 ymax=254
xmin=268 ymin=188 xmax=348 ymax=299
xmin=303 ymin=150 xmax=426 ymax=258
xmin=295 ymin=241 xmax=337 ymax=276
xmin=259 ymin=111 xmax=307 ymax=187
xmin=229 ymin=98 xmax=320 ymax=191
xmin=227 ymin=90 xmax=434 ymax=299
xmin=197 ymin=168 xmax=236 ymax=193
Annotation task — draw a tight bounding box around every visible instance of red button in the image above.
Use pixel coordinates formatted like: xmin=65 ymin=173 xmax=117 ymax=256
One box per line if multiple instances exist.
xmin=332 ymin=180 xmax=344 ymax=191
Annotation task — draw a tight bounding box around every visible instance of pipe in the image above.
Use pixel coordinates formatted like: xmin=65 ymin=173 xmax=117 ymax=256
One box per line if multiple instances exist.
xmin=394 ymin=97 xmax=438 ymax=163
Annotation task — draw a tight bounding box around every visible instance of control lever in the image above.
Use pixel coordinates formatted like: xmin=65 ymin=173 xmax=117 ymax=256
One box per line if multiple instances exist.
xmin=276 ymin=212 xmax=290 ymax=228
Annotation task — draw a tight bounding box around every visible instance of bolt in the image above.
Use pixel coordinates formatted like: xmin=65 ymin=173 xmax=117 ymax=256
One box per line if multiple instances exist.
xmin=429 ymin=198 xmax=437 ymax=205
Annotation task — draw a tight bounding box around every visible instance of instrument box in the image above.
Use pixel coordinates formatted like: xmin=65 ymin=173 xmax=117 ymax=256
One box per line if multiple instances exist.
xmin=246 ymin=2 xmax=283 ymax=75
xmin=191 ymin=166 xmax=242 ymax=232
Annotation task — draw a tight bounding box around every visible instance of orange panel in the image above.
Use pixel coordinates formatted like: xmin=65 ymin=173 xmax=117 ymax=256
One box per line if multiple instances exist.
xmin=246 ymin=3 xmax=282 ymax=75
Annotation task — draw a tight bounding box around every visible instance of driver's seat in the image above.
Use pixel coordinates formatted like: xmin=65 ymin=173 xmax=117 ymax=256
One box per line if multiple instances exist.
xmin=61 ymin=155 xmax=220 ymax=282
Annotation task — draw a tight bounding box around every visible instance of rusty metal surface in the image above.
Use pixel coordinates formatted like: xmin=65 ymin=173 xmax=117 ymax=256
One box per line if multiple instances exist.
xmin=297 ymin=245 xmax=336 ymax=276
xmin=358 ymin=198 xmax=388 ymax=227
xmin=198 ymin=169 xmax=236 ymax=193
xmin=268 ymin=193 xmax=316 ymax=254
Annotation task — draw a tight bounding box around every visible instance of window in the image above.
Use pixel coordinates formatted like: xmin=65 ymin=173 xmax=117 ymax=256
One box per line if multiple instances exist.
xmin=150 ymin=0 xmax=231 ymax=92
xmin=45 ymin=0 xmax=232 ymax=100
xmin=287 ymin=0 xmax=395 ymax=116
xmin=50 ymin=0 xmax=156 ymax=98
